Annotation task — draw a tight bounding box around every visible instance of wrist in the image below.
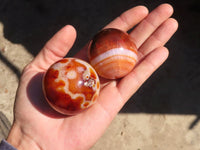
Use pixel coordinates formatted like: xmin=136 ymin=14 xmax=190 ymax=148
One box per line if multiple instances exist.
xmin=6 ymin=122 xmax=42 ymax=150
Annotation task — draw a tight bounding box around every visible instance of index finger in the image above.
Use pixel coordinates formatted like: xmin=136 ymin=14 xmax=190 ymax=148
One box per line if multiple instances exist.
xmin=104 ymin=5 xmax=149 ymax=32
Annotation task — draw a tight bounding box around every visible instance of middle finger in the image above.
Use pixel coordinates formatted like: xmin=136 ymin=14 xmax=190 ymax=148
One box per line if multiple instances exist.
xmin=130 ymin=3 xmax=174 ymax=48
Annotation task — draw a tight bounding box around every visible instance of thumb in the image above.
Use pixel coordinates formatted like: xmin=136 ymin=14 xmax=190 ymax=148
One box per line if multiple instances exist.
xmin=31 ymin=25 xmax=77 ymax=71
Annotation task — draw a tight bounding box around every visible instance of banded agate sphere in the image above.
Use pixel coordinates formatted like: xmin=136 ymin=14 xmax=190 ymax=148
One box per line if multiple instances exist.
xmin=43 ymin=58 xmax=100 ymax=115
xmin=88 ymin=28 xmax=137 ymax=79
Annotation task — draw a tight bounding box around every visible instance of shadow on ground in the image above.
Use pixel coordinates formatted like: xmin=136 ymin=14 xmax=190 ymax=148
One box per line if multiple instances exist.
xmin=0 ymin=0 xmax=200 ymax=129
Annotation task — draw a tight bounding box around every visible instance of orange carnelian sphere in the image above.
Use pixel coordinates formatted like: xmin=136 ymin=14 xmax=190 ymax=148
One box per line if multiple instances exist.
xmin=43 ymin=58 xmax=100 ymax=115
xmin=88 ymin=28 xmax=138 ymax=79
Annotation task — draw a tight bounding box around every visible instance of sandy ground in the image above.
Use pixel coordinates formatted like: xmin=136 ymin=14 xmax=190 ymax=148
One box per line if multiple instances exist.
xmin=0 ymin=0 xmax=200 ymax=149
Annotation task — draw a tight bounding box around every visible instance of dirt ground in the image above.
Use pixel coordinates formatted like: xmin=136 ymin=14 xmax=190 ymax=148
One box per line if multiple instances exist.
xmin=0 ymin=0 xmax=200 ymax=149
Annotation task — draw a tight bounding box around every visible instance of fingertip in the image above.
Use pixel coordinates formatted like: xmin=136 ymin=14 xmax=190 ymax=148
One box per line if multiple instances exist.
xmin=135 ymin=5 xmax=149 ymax=15
xmin=32 ymin=25 xmax=77 ymax=70
xmin=162 ymin=46 xmax=169 ymax=58
xmin=104 ymin=5 xmax=149 ymax=31
xmin=168 ymin=18 xmax=179 ymax=31
xmin=155 ymin=47 xmax=169 ymax=63
xmin=63 ymin=25 xmax=77 ymax=37
xmin=47 ymin=24 xmax=77 ymax=48
xmin=60 ymin=25 xmax=77 ymax=44
xmin=159 ymin=3 xmax=174 ymax=15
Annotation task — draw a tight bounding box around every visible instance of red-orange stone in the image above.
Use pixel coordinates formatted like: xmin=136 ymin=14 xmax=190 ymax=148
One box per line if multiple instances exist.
xmin=88 ymin=28 xmax=138 ymax=79
xmin=43 ymin=58 xmax=100 ymax=115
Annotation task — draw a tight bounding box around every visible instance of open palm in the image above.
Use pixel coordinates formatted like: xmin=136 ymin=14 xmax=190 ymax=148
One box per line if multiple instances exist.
xmin=7 ymin=4 xmax=178 ymax=150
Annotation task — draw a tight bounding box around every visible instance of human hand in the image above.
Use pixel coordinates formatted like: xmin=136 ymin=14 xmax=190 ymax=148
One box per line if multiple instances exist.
xmin=7 ymin=4 xmax=178 ymax=150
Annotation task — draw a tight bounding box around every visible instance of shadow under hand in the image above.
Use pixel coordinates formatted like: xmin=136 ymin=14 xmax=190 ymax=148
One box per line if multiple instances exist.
xmin=26 ymin=72 xmax=66 ymax=118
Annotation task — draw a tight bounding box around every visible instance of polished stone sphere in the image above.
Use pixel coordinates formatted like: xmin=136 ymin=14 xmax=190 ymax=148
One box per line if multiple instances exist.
xmin=88 ymin=28 xmax=138 ymax=79
xmin=43 ymin=58 xmax=100 ymax=115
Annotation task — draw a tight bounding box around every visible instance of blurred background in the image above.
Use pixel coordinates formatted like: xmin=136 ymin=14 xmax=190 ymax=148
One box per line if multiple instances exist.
xmin=0 ymin=0 xmax=199 ymax=149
